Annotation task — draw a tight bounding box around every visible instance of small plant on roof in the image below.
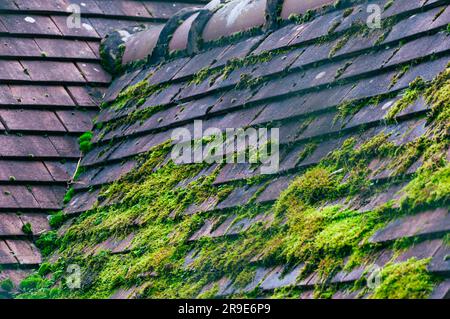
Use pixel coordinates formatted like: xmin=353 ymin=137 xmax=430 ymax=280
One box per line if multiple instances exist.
xmin=63 ymin=187 xmax=75 ymax=205
xmin=78 ymin=131 xmax=93 ymax=153
xmin=385 ymin=77 xmax=426 ymax=121
xmin=0 ymin=278 xmax=14 ymax=292
xmin=22 ymin=223 xmax=33 ymax=235
xmin=49 ymin=211 xmax=66 ymax=228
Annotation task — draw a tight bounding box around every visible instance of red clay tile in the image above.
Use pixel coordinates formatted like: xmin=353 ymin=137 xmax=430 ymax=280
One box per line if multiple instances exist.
xmin=21 ymin=61 xmax=86 ymax=83
xmin=76 ymin=62 xmax=111 ymax=83
xmin=44 ymin=160 xmax=77 ymax=181
xmin=56 ymin=109 xmax=96 ymax=132
xmin=35 ymin=38 xmax=97 ymax=59
xmin=0 ymin=160 xmax=53 ymax=182
xmin=0 ymin=240 xmax=17 ymax=265
xmin=66 ymin=86 xmax=99 ymax=107
xmin=6 ymin=239 xmax=42 ymax=265
xmin=0 ymin=60 xmax=29 ymax=81
xmin=9 ymin=85 xmax=75 ymax=105
xmin=50 ymin=15 xmax=99 ymax=38
xmin=48 ymin=135 xmax=81 ymax=157
xmin=0 ymin=134 xmax=59 ymax=158
xmin=0 ymin=214 xmax=24 ymax=236
xmin=0 ymin=14 xmax=61 ymax=35
xmin=0 ymin=37 xmax=42 ymax=57
xmin=0 ymin=109 xmax=66 ymax=132
xmin=19 ymin=213 xmax=51 ymax=235
xmin=30 ymin=185 xmax=66 ymax=209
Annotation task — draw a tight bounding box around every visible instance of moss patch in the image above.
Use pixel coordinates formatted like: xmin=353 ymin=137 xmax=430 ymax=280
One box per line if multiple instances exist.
xmin=370 ymin=258 xmax=435 ymax=299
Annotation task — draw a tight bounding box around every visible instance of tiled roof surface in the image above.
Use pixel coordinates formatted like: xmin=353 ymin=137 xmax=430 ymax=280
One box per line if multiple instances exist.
xmin=0 ymin=0 xmax=205 ymax=297
xmin=2 ymin=0 xmax=450 ymax=299
xmin=55 ymin=0 xmax=450 ymax=299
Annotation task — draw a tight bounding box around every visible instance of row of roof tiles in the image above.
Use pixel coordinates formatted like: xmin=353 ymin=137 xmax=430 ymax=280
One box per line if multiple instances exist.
xmin=0 ymin=0 xmax=206 ymax=21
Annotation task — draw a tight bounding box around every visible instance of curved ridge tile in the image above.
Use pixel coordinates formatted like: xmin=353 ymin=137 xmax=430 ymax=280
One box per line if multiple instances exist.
xmin=202 ymin=0 xmax=267 ymax=42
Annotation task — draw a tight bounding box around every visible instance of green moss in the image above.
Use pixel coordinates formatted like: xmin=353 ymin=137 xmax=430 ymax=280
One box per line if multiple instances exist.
xmin=189 ymin=48 xmax=287 ymax=89
xmin=78 ymin=132 xmax=93 ymax=153
xmin=63 ymin=188 xmax=75 ymax=205
xmin=276 ymin=167 xmax=339 ymax=208
xmin=384 ymin=0 xmax=394 ymax=11
xmin=371 ymin=258 xmax=435 ymax=299
xmin=385 ymin=77 xmax=426 ymax=121
xmin=36 ymin=231 xmax=59 ymax=257
xmin=400 ymin=165 xmax=450 ymax=211
xmin=389 ymin=65 xmax=411 ymax=89
xmin=38 ymin=263 xmax=52 ymax=277
xmin=343 ymin=8 xmax=353 ymax=18
xmin=444 ymin=233 xmax=450 ymax=246
xmin=22 ymin=223 xmax=33 ymax=235
xmin=233 ymin=267 xmax=256 ymax=289
xmin=297 ymin=143 xmax=317 ymax=163
xmin=1 ymin=279 xmax=14 ymax=292
xmin=424 ymin=64 xmax=450 ymax=123
xmin=49 ymin=211 xmax=66 ymax=229
xmin=335 ymin=86 xmax=404 ymax=123
xmin=329 ymin=34 xmax=350 ymax=58
xmin=288 ymin=10 xmax=315 ymax=25
xmin=335 ymin=61 xmax=352 ymax=79
xmin=19 ymin=275 xmax=49 ymax=292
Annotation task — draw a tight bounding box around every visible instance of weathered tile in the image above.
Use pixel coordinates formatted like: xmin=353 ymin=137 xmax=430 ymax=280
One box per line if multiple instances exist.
xmin=36 ymin=38 xmax=96 ymax=59
xmin=370 ymin=208 xmax=450 ymax=243
xmin=383 ymin=6 xmax=445 ymax=44
xmin=428 ymin=243 xmax=450 ymax=274
xmin=9 ymin=85 xmax=75 ymax=106
xmin=0 ymin=160 xmax=53 ymax=182
xmin=215 ymin=184 xmax=261 ymax=210
xmin=429 ymin=279 xmax=450 ymax=299
xmin=396 ymin=239 xmax=443 ymax=262
xmin=19 ymin=213 xmax=50 ymax=235
xmin=0 ymin=60 xmax=29 ymax=81
xmin=56 ymin=110 xmax=96 ymax=132
xmin=256 ymin=175 xmax=293 ymax=203
xmin=76 ymin=62 xmax=111 ymax=83
xmin=0 ymin=14 xmax=61 ymax=35
xmin=30 ymin=185 xmax=66 ymax=209
xmin=44 ymin=160 xmax=77 ymax=181
xmin=0 ymin=37 xmax=42 ymax=57
xmin=21 ymin=61 xmax=85 ymax=83
xmin=0 ymin=109 xmax=66 ymax=132
xmin=0 ymin=213 xmax=24 ymax=236
xmin=65 ymin=189 xmax=100 ymax=214
xmin=0 ymin=240 xmax=17 ymax=265
xmin=66 ymin=86 xmax=100 ymax=107
xmin=259 ymin=264 xmax=304 ymax=290
xmin=48 ymin=135 xmax=81 ymax=157
xmin=0 ymin=134 xmax=59 ymax=158
xmin=6 ymin=239 xmax=42 ymax=265
xmin=173 ymin=46 xmax=228 ymax=79
xmin=50 ymin=15 xmax=99 ymax=38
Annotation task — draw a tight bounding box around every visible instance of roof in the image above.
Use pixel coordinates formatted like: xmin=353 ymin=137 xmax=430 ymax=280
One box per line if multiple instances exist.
xmin=0 ymin=0 xmax=207 ymax=297
xmin=1 ymin=0 xmax=450 ymax=299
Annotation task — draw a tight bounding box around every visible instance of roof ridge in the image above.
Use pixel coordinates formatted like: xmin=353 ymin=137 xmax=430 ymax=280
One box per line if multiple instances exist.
xmin=99 ymin=0 xmax=367 ymax=76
